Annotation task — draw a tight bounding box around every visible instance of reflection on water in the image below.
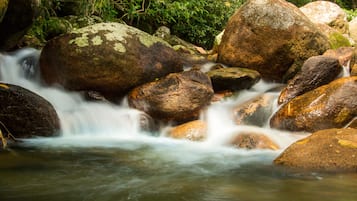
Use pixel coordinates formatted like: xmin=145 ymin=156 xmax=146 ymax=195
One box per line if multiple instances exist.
xmin=1 ymin=48 xmax=356 ymax=201
xmin=1 ymin=145 xmax=357 ymax=201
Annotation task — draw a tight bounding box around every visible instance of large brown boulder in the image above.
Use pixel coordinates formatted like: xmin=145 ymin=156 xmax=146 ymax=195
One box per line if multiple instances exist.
xmin=278 ymin=55 xmax=342 ymax=105
xmin=0 ymin=0 xmax=39 ymax=50
xmin=274 ymin=128 xmax=357 ymax=172
xmin=270 ymin=76 xmax=357 ymax=132
xmin=217 ymin=0 xmax=329 ymax=82
xmin=128 ymin=70 xmax=214 ymax=123
xmin=40 ymin=22 xmax=184 ymax=98
xmin=0 ymin=83 xmax=60 ymax=139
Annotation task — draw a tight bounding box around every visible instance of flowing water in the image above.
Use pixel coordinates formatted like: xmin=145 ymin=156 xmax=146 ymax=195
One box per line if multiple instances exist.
xmin=0 ymin=48 xmax=356 ymax=201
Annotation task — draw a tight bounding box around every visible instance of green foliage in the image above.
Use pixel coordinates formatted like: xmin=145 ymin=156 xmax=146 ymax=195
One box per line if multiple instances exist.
xmin=132 ymin=0 xmax=245 ymax=49
xmin=344 ymin=9 xmax=357 ymax=21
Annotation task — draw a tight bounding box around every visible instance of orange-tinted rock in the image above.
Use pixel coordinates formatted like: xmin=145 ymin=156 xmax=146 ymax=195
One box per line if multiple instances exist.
xmin=274 ymin=128 xmax=357 ymax=172
xmin=168 ymin=120 xmax=207 ymax=141
xmin=229 ymin=132 xmax=279 ymax=150
xmin=271 ymin=76 xmax=357 ymax=132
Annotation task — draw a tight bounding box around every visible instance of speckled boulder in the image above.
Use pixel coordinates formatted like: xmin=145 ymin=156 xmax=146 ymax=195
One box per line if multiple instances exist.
xmin=271 ymin=77 xmax=357 ymax=132
xmin=217 ymin=0 xmax=329 ymax=82
xmin=275 ymin=128 xmax=357 ymax=172
xmin=40 ymin=22 xmax=184 ymax=97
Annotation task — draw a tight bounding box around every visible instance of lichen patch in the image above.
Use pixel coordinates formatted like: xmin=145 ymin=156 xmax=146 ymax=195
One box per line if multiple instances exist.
xmin=69 ymin=33 xmax=89 ymax=47
xmin=114 ymin=43 xmax=126 ymax=53
xmin=91 ymin=36 xmax=103 ymax=46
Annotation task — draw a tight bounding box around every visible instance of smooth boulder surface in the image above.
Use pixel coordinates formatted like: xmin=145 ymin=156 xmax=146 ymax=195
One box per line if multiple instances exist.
xmin=0 ymin=83 xmax=60 ymax=138
xmin=229 ymin=132 xmax=279 ymax=150
xmin=300 ymin=1 xmax=349 ymax=34
xmin=278 ymin=55 xmax=342 ymax=105
xmin=275 ymin=128 xmax=357 ymax=172
xmin=271 ymin=76 xmax=357 ymax=132
xmin=40 ymin=22 xmax=184 ymax=97
xmin=128 ymin=70 xmax=214 ymax=123
xmin=217 ymin=0 xmax=329 ymax=82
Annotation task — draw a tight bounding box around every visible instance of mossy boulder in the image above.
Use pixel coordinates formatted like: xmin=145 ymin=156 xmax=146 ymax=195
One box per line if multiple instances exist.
xmin=271 ymin=76 xmax=357 ymax=132
xmin=40 ymin=22 xmax=184 ymax=98
xmin=128 ymin=70 xmax=214 ymax=123
xmin=0 ymin=83 xmax=60 ymax=139
xmin=217 ymin=0 xmax=329 ymax=82
xmin=274 ymin=128 xmax=357 ymax=172
xmin=278 ymin=55 xmax=342 ymax=105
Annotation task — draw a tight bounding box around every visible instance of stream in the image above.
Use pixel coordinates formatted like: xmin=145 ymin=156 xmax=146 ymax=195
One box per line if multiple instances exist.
xmin=0 ymin=48 xmax=357 ymax=201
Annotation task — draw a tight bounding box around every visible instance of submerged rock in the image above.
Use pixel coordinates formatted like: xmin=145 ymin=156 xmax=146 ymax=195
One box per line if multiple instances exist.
xmin=167 ymin=120 xmax=207 ymax=141
xmin=274 ymin=128 xmax=357 ymax=172
xmin=278 ymin=55 xmax=342 ymax=105
xmin=0 ymin=83 xmax=60 ymax=138
xmin=206 ymin=67 xmax=260 ymax=92
xmin=271 ymin=77 xmax=357 ymax=132
xmin=228 ymin=132 xmax=279 ymax=150
xmin=40 ymin=22 xmax=184 ymax=98
xmin=233 ymin=93 xmax=276 ymax=127
xmin=128 ymin=70 xmax=214 ymax=123
xmin=217 ymin=0 xmax=329 ymax=82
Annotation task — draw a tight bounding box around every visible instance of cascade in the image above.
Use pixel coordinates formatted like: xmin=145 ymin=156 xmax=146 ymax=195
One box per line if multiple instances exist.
xmin=0 ymin=48 xmax=303 ymax=153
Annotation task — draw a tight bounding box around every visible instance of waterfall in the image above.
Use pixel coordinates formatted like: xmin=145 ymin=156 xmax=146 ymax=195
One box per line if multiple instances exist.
xmin=0 ymin=48 xmax=303 ymax=151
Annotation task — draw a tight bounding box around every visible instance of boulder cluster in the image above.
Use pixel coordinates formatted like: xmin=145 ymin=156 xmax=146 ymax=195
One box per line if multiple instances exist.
xmin=1 ymin=0 xmax=357 ymax=172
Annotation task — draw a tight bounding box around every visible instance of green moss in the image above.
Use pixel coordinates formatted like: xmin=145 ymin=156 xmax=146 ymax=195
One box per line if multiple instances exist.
xmin=329 ymin=32 xmax=351 ymax=49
